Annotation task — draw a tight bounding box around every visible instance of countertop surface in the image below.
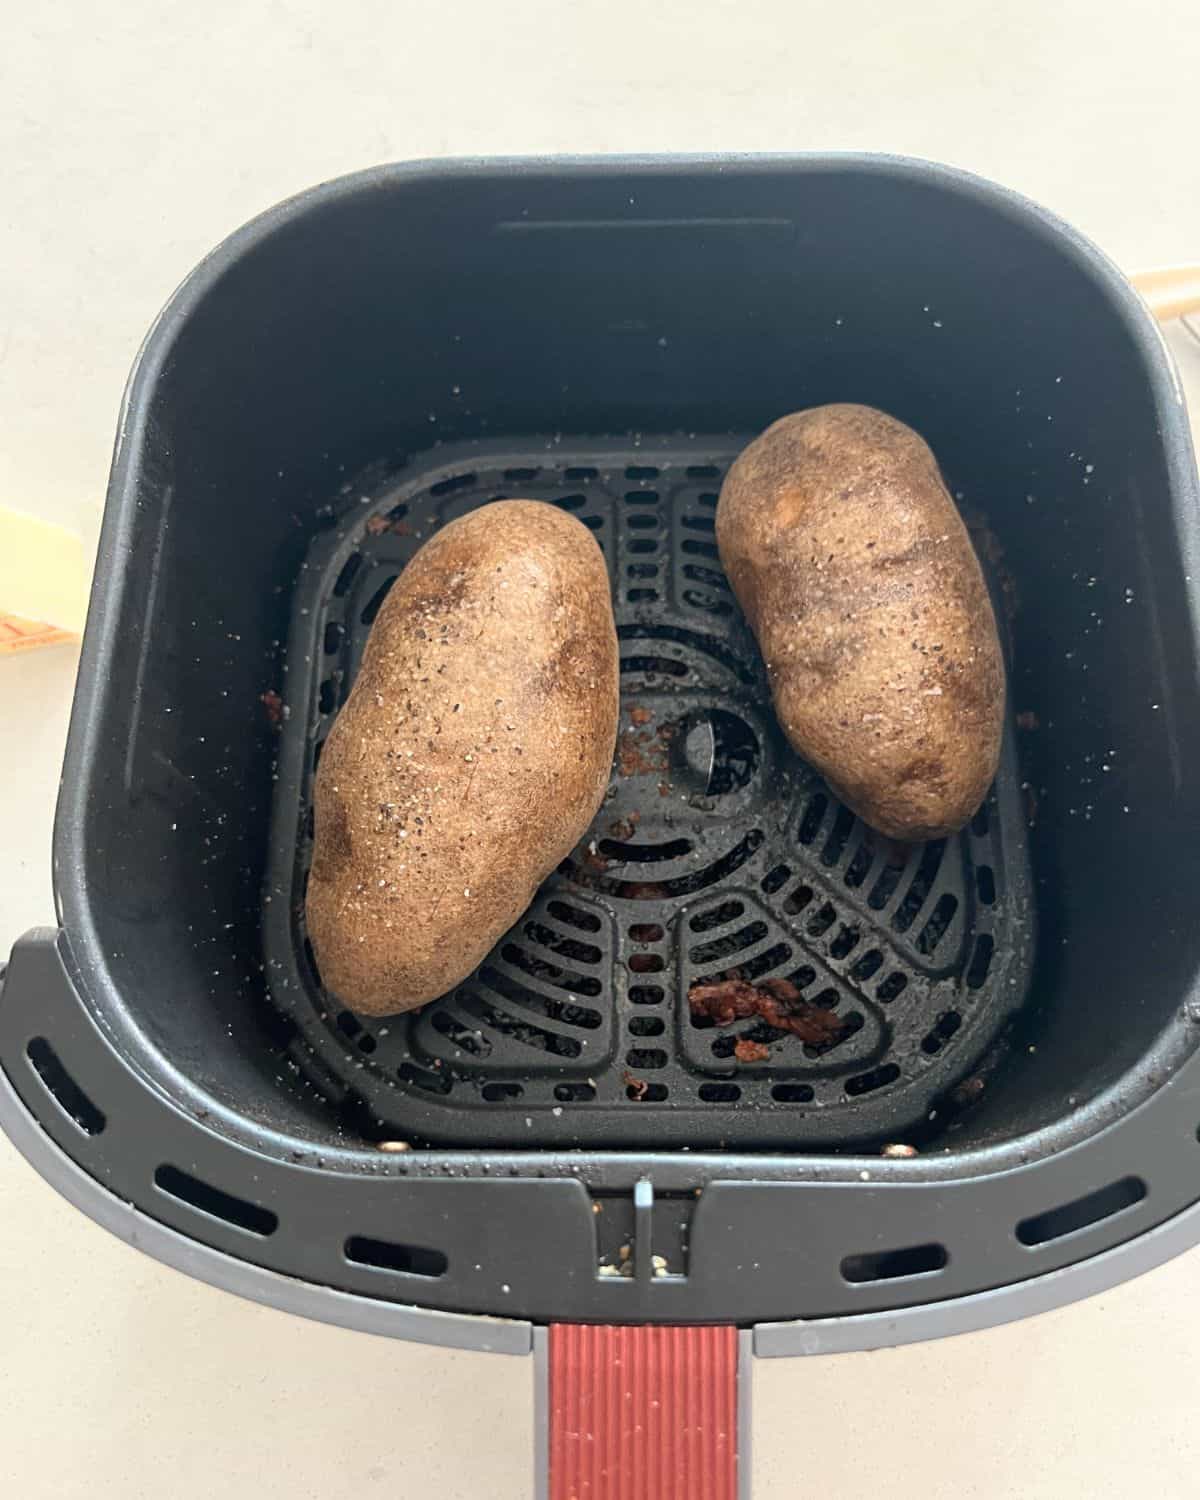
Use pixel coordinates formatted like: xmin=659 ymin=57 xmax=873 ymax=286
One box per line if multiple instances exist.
xmin=5 ymin=3 xmax=1200 ymax=1494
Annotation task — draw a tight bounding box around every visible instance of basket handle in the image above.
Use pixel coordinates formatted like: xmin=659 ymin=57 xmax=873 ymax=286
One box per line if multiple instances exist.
xmin=541 ymin=1323 xmax=745 ymax=1499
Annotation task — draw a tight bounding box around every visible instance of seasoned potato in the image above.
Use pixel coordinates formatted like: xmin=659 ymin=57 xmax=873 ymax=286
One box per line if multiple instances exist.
xmin=307 ymin=500 xmax=618 ymax=1015
xmin=717 ymin=404 xmax=1004 ymax=840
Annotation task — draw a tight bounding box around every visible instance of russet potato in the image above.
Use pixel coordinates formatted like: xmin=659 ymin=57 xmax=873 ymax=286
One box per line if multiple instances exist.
xmin=717 ymin=404 xmax=1004 ymax=840
xmin=307 ymin=500 xmax=618 ymax=1015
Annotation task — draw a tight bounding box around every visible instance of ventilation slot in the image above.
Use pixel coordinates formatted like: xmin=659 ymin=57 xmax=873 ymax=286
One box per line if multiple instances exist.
xmin=630 ymin=985 xmax=664 ymax=1005
xmin=333 ymin=553 xmax=363 ymax=596
xmin=626 ymin=1082 xmax=668 ymax=1102
xmin=798 ymin=794 xmax=827 ymax=845
xmin=771 ymin=1084 xmax=815 ymax=1103
xmin=629 ymin=923 xmax=664 ymax=944
xmin=429 ymin=471 xmax=477 ymax=496
xmin=877 ymin=972 xmax=908 ymax=1002
xmin=626 ymin=1048 xmax=667 ymax=1070
xmin=1016 ymin=1177 xmax=1147 ymax=1247
xmin=916 ymin=893 xmax=959 ymax=955
xmin=977 ymin=865 xmax=996 ymax=906
xmin=682 ymin=589 xmax=732 ymax=616
xmin=966 ymin=934 xmax=995 ymax=989
xmin=361 ymin=577 xmax=396 ymax=626
xmin=26 ymin=1038 xmax=106 ymax=1135
xmin=807 ymin=903 xmax=836 ymax=938
xmin=481 ymin=1081 xmax=524 ymax=1101
xmin=154 ymin=1165 xmax=277 ymax=1236
xmin=892 ymin=840 xmax=946 ymax=932
xmin=761 ymin=865 xmax=790 ymax=895
xmin=849 ymin=949 xmax=883 ymax=983
xmin=921 ymin=1010 xmax=962 ymax=1055
xmin=690 ymin=921 xmax=769 ymax=965
xmin=682 ymin=563 xmax=729 ymax=591
xmin=599 ymin=837 xmax=692 ymax=864
xmin=783 ymin=884 xmax=813 ymax=916
xmin=555 ymin=1082 xmax=596 ymax=1102
xmin=822 ymin=805 xmax=856 ymax=867
xmin=628 ymin=953 xmax=664 ymax=973
xmin=843 ymin=840 xmax=873 ymax=889
xmin=829 ymin=925 xmax=861 ymax=961
xmin=547 ymin=900 xmax=601 ymax=933
xmin=699 ymin=1083 xmax=741 ymax=1103
xmin=690 ymin=900 xmax=745 ymax=933
xmin=842 ymin=1242 xmax=948 ymax=1284
xmin=621 ymin=653 xmax=687 ymax=678
xmin=345 ymin=1235 xmax=448 ymax=1278
xmin=629 ymin=1015 xmax=665 ymax=1037
xmin=844 ymin=1063 xmax=900 ymax=1096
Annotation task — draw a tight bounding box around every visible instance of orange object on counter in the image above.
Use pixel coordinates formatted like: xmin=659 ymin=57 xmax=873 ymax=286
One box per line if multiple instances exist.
xmin=0 ymin=613 xmax=78 ymax=655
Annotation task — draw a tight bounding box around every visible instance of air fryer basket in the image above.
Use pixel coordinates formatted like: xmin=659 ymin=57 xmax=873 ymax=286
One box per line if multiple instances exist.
xmin=3 ymin=156 xmax=1200 ymax=1346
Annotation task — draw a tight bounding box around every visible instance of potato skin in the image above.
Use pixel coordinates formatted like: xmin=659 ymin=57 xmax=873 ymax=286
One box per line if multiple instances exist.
xmin=306 ymin=500 xmax=618 ymax=1015
xmin=716 ymin=404 xmax=1004 ymax=841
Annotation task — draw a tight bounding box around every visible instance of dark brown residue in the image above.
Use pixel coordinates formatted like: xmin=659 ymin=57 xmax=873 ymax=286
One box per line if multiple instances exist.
xmin=365 ymin=515 xmax=411 ymax=537
xmin=1015 ymin=710 xmax=1039 ymax=731
xmin=608 ymin=811 xmax=641 ymax=840
xmin=260 ymin=689 xmax=284 ymax=727
xmin=688 ymin=977 xmax=849 ymax=1045
xmin=629 ymin=706 xmax=653 ymax=726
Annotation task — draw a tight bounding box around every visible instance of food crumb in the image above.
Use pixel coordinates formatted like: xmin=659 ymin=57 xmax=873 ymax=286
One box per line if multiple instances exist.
xmin=1015 ymin=710 xmax=1039 ymax=731
xmin=260 ymin=689 xmax=284 ymax=727
xmin=688 ymin=977 xmax=849 ymax=1046
xmin=629 ymin=706 xmax=653 ymax=726
xmin=734 ymin=1038 xmax=771 ymax=1063
xmin=623 ymin=1069 xmax=650 ymax=1100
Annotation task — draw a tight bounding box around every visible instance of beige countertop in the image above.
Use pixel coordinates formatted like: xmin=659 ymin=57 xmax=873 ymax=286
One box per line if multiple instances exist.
xmin=5 ymin=3 xmax=1200 ymax=1494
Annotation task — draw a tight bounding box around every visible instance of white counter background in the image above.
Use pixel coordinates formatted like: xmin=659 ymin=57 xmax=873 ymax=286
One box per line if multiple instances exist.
xmin=4 ymin=3 xmax=1200 ymax=1493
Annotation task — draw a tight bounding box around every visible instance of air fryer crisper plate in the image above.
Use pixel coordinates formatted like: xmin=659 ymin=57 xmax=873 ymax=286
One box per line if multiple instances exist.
xmin=263 ymin=437 xmax=1034 ymax=1148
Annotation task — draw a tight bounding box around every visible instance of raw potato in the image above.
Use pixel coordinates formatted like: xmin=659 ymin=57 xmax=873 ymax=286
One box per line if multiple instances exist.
xmin=307 ymin=500 xmax=618 ymax=1015
xmin=717 ymin=404 xmax=1004 ymax=841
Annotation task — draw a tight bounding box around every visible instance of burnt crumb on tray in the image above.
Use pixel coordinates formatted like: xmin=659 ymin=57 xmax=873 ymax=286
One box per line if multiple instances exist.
xmin=365 ymin=514 xmax=412 ymax=537
xmin=608 ymin=811 xmax=641 ymax=840
xmin=733 ymin=1037 xmax=771 ymax=1063
xmin=688 ymin=977 xmax=849 ymax=1046
xmin=260 ymin=689 xmax=285 ymax=727
xmin=622 ymin=1069 xmax=650 ymax=1100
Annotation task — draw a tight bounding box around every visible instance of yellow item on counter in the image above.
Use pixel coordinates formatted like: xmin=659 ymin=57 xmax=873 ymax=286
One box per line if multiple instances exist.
xmin=0 ymin=505 xmax=90 ymax=653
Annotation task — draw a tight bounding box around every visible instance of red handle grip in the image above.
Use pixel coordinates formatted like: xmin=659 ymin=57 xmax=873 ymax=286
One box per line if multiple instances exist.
xmin=546 ymin=1324 xmax=740 ymax=1500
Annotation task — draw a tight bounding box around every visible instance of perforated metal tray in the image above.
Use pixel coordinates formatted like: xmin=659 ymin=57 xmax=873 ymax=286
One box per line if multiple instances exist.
xmin=263 ymin=438 xmax=1034 ymax=1148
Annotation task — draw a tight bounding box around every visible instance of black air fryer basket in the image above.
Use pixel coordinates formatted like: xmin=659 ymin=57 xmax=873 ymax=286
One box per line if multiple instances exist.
xmin=4 ymin=156 xmax=1200 ymax=1475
